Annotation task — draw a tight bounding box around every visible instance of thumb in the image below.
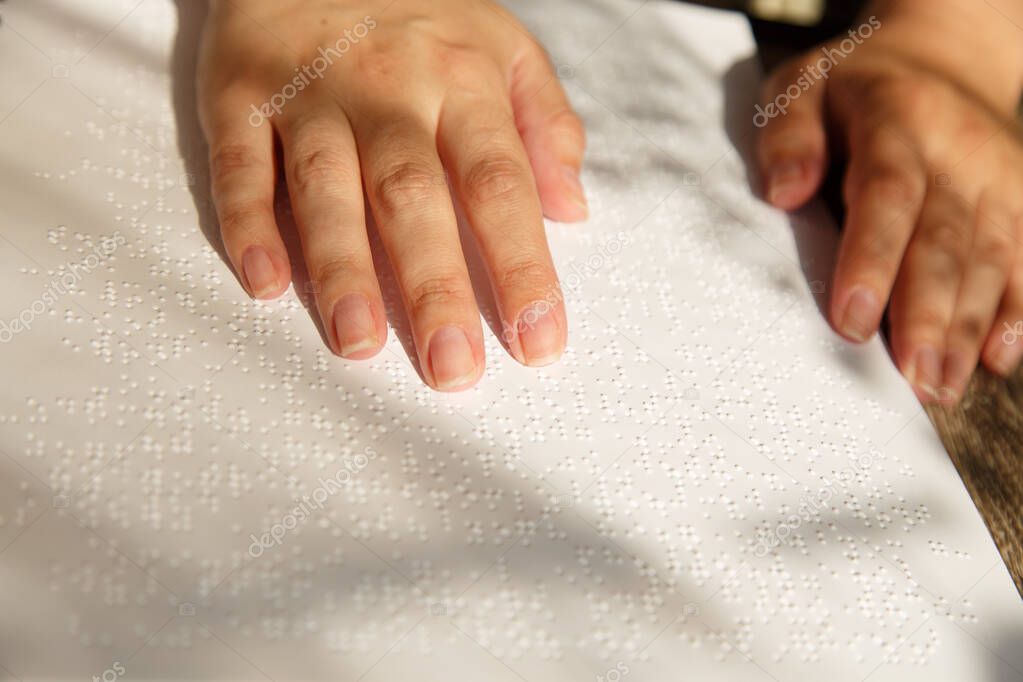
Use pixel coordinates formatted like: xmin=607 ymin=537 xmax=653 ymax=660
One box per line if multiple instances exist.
xmin=510 ymin=42 xmax=588 ymax=223
xmin=755 ymin=51 xmax=830 ymax=211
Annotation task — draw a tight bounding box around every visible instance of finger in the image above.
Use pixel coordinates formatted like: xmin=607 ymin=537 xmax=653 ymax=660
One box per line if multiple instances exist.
xmin=439 ymin=88 xmax=566 ymax=367
xmin=200 ymin=89 xmax=291 ymax=300
xmin=755 ymin=52 xmax=829 ymax=210
xmin=510 ymin=40 xmax=588 ymax=222
xmin=355 ymin=113 xmax=484 ymax=391
xmin=278 ymin=105 xmax=387 ymax=359
xmin=942 ymin=197 xmax=1018 ymax=400
xmin=829 ymin=126 xmax=927 ymax=343
xmin=982 ymin=232 xmax=1023 ymax=376
xmin=889 ymin=186 xmax=973 ymax=403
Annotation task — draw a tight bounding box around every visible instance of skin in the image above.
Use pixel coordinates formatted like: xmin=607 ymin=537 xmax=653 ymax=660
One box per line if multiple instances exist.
xmin=197 ymin=0 xmax=587 ymax=392
xmin=757 ymin=0 xmax=1023 ymax=405
xmin=200 ymin=0 xmax=1023 ymax=400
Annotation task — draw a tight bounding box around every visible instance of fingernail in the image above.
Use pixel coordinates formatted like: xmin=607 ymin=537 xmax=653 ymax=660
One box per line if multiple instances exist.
xmin=840 ymin=287 xmax=881 ymax=342
xmin=940 ymin=350 xmax=971 ymax=403
xmin=242 ymin=246 xmax=280 ymax=299
xmin=988 ymin=338 xmax=1021 ymax=376
xmin=767 ymin=161 xmax=804 ymax=206
xmin=427 ymin=326 xmax=478 ymax=390
xmin=906 ymin=346 xmax=942 ymax=402
xmin=516 ymin=301 xmax=562 ymax=366
xmin=333 ymin=293 xmax=378 ymax=358
xmin=562 ymin=166 xmax=588 ymax=218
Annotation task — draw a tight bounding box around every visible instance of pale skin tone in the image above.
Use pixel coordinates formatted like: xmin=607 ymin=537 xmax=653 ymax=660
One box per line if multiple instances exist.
xmin=198 ymin=0 xmax=586 ymax=392
xmin=758 ymin=0 xmax=1023 ymax=404
xmin=200 ymin=0 xmax=1023 ymax=400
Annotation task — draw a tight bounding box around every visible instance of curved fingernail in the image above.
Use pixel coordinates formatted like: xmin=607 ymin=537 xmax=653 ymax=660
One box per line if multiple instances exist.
xmin=940 ymin=349 xmax=971 ymax=403
xmin=905 ymin=345 xmax=942 ymax=402
xmin=766 ymin=160 xmax=805 ymax=207
xmin=516 ymin=301 xmax=563 ymax=367
xmin=242 ymin=246 xmax=281 ymax=299
xmin=428 ymin=325 xmax=478 ymax=391
xmin=840 ymin=287 xmax=881 ymax=343
xmin=334 ymin=293 xmax=378 ymax=359
xmin=561 ymin=165 xmax=588 ymax=219
xmin=987 ymin=333 xmax=1023 ymax=376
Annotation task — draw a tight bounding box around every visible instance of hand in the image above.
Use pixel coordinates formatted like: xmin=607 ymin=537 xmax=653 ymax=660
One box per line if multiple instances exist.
xmin=197 ymin=0 xmax=587 ymax=391
xmin=755 ymin=1 xmax=1023 ymax=404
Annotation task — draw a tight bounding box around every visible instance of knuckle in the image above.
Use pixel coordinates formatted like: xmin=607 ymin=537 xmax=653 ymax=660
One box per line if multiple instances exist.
xmin=496 ymin=259 xmax=554 ymax=294
xmin=372 ymin=161 xmax=444 ymax=213
xmin=851 ymin=235 xmax=900 ymax=272
xmin=863 ymin=76 xmax=937 ymax=121
xmin=920 ymin=220 xmax=969 ymax=261
xmin=891 ymin=79 xmax=939 ymax=121
xmin=904 ymin=306 xmax=947 ymax=334
xmin=289 ymin=147 xmax=352 ymax=194
xmin=354 ymin=50 xmax=405 ymax=83
xmin=210 ymin=143 xmax=261 ymax=181
xmin=311 ymin=254 xmax=363 ymax=288
xmin=973 ymin=230 xmax=1016 ymax=271
xmin=860 ymin=168 xmax=924 ymax=209
xmin=434 ymin=42 xmax=483 ymax=72
xmin=218 ymin=199 xmax=272 ymax=238
xmin=951 ymin=315 xmax=987 ymax=345
xmin=407 ymin=273 xmax=469 ymax=314
xmin=462 ymin=154 xmax=527 ymax=205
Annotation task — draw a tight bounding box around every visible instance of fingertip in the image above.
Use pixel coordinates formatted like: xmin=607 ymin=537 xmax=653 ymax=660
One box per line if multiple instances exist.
xmin=764 ymin=158 xmax=821 ymax=211
xmin=510 ymin=300 xmax=567 ymax=367
xmin=333 ymin=292 xmax=387 ymax=360
xmin=982 ymin=328 xmax=1023 ymax=377
xmin=425 ymin=325 xmax=485 ymax=392
xmin=901 ymin=344 xmax=944 ymax=405
xmin=540 ymin=165 xmax=588 ymax=223
xmin=242 ymin=245 xmax=290 ymax=300
xmin=938 ymin=348 xmax=973 ymax=406
xmin=831 ymin=284 xmax=883 ymax=344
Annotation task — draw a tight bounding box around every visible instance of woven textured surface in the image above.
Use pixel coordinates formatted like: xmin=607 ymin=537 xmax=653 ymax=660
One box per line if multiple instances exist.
xmin=928 ymin=371 xmax=1023 ymax=595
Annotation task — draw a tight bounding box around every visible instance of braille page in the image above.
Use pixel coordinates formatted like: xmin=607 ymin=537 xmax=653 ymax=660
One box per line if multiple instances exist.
xmin=1 ymin=1 xmax=1021 ymax=681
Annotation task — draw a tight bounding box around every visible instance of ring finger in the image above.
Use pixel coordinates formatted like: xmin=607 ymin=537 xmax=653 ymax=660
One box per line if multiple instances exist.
xmin=889 ymin=185 xmax=974 ymax=403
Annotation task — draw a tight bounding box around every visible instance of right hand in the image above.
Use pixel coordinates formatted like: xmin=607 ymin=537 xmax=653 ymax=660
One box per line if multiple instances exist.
xmin=197 ymin=0 xmax=588 ymax=391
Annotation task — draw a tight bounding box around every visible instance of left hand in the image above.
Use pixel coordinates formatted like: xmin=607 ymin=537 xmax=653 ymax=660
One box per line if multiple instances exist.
xmin=755 ymin=0 xmax=1023 ymax=404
